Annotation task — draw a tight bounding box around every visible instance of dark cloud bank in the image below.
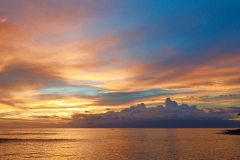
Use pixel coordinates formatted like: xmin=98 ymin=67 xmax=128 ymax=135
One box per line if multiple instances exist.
xmin=69 ymin=98 xmax=240 ymax=128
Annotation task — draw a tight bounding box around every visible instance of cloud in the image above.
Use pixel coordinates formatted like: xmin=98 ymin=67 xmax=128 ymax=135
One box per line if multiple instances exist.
xmin=0 ymin=0 xmax=240 ymax=125
xmin=92 ymin=89 xmax=191 ymax=106
xmin=0 ymin=110 xmax=69 ymax=128
xmin=69 ymin=98 xmax=240 ymax=128
xmin=0 ymin=18 xmax=6 ymax=23
xmin=0 ymin=62 xmax=66 ymax=92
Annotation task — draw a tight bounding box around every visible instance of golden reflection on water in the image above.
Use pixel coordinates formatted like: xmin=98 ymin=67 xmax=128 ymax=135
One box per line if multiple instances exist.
xmin=0 ymin=128 xmax=239 ymax=159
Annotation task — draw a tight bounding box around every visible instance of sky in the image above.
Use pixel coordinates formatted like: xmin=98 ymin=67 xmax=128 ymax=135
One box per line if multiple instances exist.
xmin=0 ymin=0 xmax=240 ymax=127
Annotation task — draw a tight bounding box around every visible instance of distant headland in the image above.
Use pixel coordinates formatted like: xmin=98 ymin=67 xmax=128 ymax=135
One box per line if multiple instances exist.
xmin=225 ymin=113 xmax=240 ymax=135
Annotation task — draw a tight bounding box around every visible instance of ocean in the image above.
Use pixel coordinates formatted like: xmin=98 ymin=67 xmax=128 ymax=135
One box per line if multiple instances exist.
xmin=0 ymin=128 xmax=239 ymax=160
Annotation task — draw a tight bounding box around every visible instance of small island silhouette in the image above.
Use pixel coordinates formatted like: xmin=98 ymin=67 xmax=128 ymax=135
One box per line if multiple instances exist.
xmin=225 ymin=113 xmax=240 ymax=135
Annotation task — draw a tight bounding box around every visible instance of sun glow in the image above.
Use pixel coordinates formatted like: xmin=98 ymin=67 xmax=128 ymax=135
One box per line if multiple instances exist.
xmin=0 ymin=0 xmax=240 ymax=127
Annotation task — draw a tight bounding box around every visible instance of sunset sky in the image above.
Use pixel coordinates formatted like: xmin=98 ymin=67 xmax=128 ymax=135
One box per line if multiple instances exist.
xmin=0 ymin=0 xmax=240 ymax=127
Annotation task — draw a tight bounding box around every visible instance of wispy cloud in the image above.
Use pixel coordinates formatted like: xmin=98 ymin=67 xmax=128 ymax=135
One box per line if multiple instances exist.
xmin=0 ymin=18 xmax=6 ymax=23
xmin=0 ymin=0 xmax=240 ymax=126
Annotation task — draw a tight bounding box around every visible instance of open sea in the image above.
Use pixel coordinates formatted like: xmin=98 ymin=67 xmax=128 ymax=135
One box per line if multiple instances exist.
xmin=0 ymin=128 xmax=239 ymax=160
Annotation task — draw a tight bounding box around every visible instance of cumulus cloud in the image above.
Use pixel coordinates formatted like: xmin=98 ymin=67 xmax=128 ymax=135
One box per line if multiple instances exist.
xmin=69 ymin=98 xmax=240 ymax=128
xmin=0 ymin=0 xmax=240 ymax=126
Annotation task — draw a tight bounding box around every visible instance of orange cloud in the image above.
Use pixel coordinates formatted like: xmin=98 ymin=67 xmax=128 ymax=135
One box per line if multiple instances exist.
xmin=0 ymin=18 xmax=6 ymax=23
xmin=0 ymin=0 xmax=240 ymax=127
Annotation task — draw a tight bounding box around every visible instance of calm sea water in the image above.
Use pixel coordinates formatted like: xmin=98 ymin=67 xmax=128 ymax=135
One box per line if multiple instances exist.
xmin=0 ymin=128 xmax=239 ymax=160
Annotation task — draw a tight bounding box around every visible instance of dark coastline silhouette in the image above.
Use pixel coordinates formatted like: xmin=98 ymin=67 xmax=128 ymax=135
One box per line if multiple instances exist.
xmin=225 ymin=113 xmax=240 ymax=135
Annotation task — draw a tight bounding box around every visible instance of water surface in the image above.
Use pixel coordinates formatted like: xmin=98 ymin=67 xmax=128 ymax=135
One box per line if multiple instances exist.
xmin=0 ymin=128 xmax=239 ymax=159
